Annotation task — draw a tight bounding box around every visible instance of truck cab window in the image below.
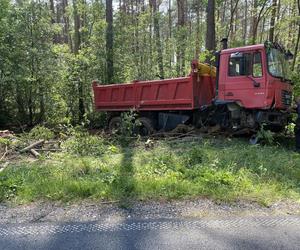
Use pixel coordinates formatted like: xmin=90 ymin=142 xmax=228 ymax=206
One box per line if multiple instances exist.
xmin=253 ymin=52 xmax=262 ymax=77
xmin=228 ymin=53 xmax=251 ymax=76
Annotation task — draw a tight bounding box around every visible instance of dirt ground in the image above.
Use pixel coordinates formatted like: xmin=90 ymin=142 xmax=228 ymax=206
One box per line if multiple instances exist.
xmin=1 ymin=198 xmax=300 ymax=224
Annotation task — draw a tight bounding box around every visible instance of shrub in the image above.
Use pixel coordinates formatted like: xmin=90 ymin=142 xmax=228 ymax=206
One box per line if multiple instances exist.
xmin=120 ymin=110 xmax=141 ymax=136
xmin=257 ymin=125 xmax=275 ymax=145
xmin=27 ymin=126 xmax=55 ymax=140
xmin=61 ymin=129 xmax=107 ymax=157
xmin=183 ymin=147 xmax=206 ymax=167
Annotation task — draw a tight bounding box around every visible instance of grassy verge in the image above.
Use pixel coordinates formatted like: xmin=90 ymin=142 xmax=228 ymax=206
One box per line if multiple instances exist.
xmin=0 ymin=132 xmax=300 ymax=206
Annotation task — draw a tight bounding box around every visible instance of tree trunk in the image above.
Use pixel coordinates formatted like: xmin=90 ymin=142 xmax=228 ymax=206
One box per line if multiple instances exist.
xmin=269 ymin=0 xmax=277 ymax=42
xmin=62 ymin=0 xmax=70 ymax=45
xmin=251 ymin=0 xmax=258 ymax=44
xmin=260 ymin=17 xmax=266 ymax=43
xmin=227 ymin=0 xmax=239 ymax=45
xmin=49 ymin=0 xmax=55 ymax=24
xmin=292 ymin=0 xmax=300 ymax=71
xmin=243 ymin=0 xmax=248 ymax=44
xmin=205 ymin=0 xmax=216 ymax=61
xmin=49 ymin=0 xmax=59 ymax=43
xmin=251 ymin=0 xmax=268 ymax=44
xmin=106 ymin=0 xmax=114 ymax=83
xmin=73 ymin=0 xmax=81 ymax=54
xmin=150 ymin=0 xmax=164 ymax=79
xmin=72 ymin=0 xmax=85 ymax=121
xmin=176 ymin=0 xmax=186 ymax=76
xmin=168 ymin=0 xmax=172 ymax=70
xmin=195 ymin=1 xmax=200 ymax=59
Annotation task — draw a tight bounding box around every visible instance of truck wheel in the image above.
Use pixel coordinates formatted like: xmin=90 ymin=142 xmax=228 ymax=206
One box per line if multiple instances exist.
xmin=249 ymin=134 xmax=259 ymax=145
xmin=135 ymin=117 xmax=155 ymax=136
xmin=108 ymin=116 xmax=122 ymax=133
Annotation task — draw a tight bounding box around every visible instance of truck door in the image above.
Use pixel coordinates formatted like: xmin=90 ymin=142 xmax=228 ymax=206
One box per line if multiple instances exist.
xmin=224 ymin=51 xmax=266 ymax=108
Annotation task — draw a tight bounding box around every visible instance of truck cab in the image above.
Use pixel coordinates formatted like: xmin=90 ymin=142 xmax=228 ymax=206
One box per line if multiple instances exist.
xmin=218 ymin=43 xmax=292 ymax=109
xmin=216 ymin=42 xmax=293 ymax=131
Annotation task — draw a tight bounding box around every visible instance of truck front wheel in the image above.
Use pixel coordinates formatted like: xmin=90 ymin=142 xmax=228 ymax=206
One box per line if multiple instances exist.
xmin=135 ymin=117 xmax=155 ymax=136
xmin=108 ymin=116 xmax=122 ymax=133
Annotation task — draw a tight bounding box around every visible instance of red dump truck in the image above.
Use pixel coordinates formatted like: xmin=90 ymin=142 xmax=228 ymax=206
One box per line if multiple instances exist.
xmin=93 ymin=41 xmax=293 ymax=135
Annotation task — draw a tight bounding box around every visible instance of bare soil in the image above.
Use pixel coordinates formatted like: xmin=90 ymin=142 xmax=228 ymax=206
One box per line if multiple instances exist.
xmin=1 ymin=198 xmax=300 ymax=224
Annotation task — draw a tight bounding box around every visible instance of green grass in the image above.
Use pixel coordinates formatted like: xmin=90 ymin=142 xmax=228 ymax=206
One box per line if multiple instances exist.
xmin=1 ymin=135 xmax=300 ymax=206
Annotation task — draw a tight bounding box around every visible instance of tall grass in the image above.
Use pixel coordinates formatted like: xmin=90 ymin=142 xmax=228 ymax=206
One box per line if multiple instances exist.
xmin=0 ymin=134 xmax=299 ymax=205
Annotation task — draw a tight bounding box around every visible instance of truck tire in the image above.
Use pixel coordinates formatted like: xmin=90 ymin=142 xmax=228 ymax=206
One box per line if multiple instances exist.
xmin=135 ymin=117 xmax=155 ymax=136
xmin=108 ymin=116 xmax=122 ymax=133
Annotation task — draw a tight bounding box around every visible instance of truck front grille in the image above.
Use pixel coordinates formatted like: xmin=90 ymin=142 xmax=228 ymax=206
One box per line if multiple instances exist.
xmin=281 ymin=90 xmax=292 ymax=106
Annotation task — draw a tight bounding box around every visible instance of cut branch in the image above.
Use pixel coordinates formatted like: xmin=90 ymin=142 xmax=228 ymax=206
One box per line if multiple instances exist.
xmin=20 ymin=140 xmax=45 ymax=153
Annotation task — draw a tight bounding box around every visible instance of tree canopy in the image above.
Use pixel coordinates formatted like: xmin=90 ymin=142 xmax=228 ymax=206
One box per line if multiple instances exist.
xmin=0 ymin=0 xmax=299 ymax=128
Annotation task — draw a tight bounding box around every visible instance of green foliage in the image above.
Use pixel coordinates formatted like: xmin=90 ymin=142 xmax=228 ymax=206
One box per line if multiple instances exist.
xmin=0 ymin=0 xmax=299 ymax=206
xmin=257 ymin=125 xmax=275 ymax=145
xmin=183 ymin=147 xmax=206 ymax=167
xmin=26 ymin=126 xmax=55 ymax=140
xmin=0 ymin=0 xmax=299 ymax=129
xmin=0 ymin=138 xmax=10 ymax=147
xmin=62 ymin=130 xmax=107 ymax=156
xmin=120 ymin=111 xmax=141 ymax=136
xmin=61 ymin=127 xmax=113 ymax=157
xmin=292 ymin=72 xmax=300 ymax=98
xmin=86 ymin=111 xmax=108 ymax=129
xmin=1 ymin=137 xmax=300 ymax=205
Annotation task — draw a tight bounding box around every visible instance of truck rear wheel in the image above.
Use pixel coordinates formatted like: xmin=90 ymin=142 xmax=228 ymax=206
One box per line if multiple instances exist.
xmin=108 ymin=116 xmax=122 ymax=133
xmin=135 ymin=117 xmax=155 ymax=136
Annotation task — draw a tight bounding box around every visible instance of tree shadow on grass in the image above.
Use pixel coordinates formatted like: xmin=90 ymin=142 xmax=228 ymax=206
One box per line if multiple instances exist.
xmin=112 ymin=142 xmax=136 ymax=209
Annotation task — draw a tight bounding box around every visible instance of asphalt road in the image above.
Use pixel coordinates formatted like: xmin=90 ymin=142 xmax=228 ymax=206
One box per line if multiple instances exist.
xmin=1 ymin=216 xmax=300 ymax=250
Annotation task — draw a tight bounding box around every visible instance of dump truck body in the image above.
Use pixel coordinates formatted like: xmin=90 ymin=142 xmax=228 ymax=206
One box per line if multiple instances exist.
xmin=93 ymin=66 xmax=216 ymax=112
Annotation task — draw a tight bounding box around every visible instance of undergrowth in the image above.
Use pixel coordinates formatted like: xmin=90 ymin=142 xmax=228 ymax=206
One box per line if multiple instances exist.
xmin=0 ymin=132 xmax=300 ymax=206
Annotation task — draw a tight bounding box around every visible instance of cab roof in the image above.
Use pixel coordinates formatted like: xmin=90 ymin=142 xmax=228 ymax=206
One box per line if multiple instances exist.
xmin=220 ymin=44 xmax=265 ymax=54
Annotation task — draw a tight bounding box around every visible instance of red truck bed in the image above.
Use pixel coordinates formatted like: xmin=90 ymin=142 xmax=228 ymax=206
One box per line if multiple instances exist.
xmin=93 ymin=74 xmax=215 ymax=111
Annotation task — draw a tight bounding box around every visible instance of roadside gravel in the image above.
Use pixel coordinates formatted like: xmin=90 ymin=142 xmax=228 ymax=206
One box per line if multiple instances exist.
xmin=1 ymin=198 xmax=300 ymax=224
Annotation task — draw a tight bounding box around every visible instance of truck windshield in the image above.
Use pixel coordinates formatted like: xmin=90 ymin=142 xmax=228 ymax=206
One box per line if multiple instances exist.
xmin=267 ymin=48 xmax=291 ymax=81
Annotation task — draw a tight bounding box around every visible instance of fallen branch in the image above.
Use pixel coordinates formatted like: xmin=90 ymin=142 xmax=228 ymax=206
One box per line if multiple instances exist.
xmin=44 ymin=140 xmax=60 ymax=145
xmin=0 ymin=162 xmax=9 ymax=172
xmin=167 ymin=129 xmax=197 ymax=140
xmin=30 ymin=149 xmax=40 ymax=158
xmin=0 ymin=145 xmax=8 ymax=161
xmin=170 ymin=135 xmax=202 ymax=143
xmin=34 ymin=148 xmax=62 ymax=152
xmin=20 ymin=139 xmax=45 ymax=153
xmin=0 ymin=130 xmax=13 ymax=138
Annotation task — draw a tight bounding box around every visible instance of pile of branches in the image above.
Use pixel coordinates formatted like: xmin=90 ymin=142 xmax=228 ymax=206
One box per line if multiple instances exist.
xmin=0 ymin=130 xmax=61 ymax=172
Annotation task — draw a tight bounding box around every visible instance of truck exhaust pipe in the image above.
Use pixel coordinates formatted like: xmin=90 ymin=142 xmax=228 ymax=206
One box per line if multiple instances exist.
xmin=221 ymin=38 xmax=228 ymax=50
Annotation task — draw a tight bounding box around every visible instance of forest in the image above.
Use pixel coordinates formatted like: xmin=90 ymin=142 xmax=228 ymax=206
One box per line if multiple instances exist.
xmin=0 ymin=0 xmax=299 ymax=128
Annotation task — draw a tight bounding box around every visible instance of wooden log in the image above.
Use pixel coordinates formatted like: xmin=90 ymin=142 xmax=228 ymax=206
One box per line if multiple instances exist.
xmin=20 ymin=139 xmax=45 ymax=153
xmin=0 ymin=162 xmax=9 ymax=172
xmin=30 ymin=149 xmax=40 ymax=158
xmin=0 ymin=130 xmax=13 ymax=138
xmin=34 ymin=148 xmax=62 ymax=152
xmin=0 ymin=146 xmax=8 ymax=161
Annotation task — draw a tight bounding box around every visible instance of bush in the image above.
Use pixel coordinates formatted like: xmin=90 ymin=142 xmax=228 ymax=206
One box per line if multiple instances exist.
xmin=257 ymin=125 xmax=275 ymax=145
xmin=86 ymin=111 xmax=108 ymax=129
xmin=61 ymin=129 xmax=108 ymax=157
xmin=120 ymin=110 xmax=141 ymax=136
xmin=27 ymin=126 xmax=55 ymax=140
xmin=183 ymin=147 xmax=206 ymax=167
